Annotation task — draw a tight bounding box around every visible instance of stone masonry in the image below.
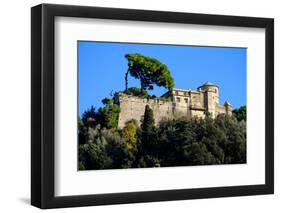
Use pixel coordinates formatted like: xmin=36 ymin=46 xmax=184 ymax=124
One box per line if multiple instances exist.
xmin=116 ymin=82 xmax=232 ymax=128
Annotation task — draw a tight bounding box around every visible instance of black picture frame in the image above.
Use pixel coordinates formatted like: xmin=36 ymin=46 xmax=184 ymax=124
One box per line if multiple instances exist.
xmin=31 ymin=3 xmax=274 ymax=209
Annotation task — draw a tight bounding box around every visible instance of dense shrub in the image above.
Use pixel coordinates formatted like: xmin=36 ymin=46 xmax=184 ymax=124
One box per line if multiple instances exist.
xmin=79 ymin=107 xmax=246 ymax=170
xmin=123 ymin=87 xmax=150 ymax=98
xmin=233 ymin=105 xmax=246 ymax=122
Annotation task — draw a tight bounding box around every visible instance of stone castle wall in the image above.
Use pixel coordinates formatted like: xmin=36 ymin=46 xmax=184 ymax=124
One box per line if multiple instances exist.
xmin=117 ymin=93 xmax=174 ymax=128
xmin=117 ymin=85 xmax=232 ymax=128
xmin=117 ymin=93 xmax=209 ymax=128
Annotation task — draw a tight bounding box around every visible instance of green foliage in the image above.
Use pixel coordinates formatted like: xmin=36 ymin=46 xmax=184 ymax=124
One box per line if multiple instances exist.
xmin=79 ymin=127 xmax=114 ymax=170
xmin=137 ymin=105 xmax=161 ymax=167
xmin=79 ymin=125 xmax=137 ymax=169
xmin=142 ymin=105 xmax=155 ymax=132
xmin=124 ymin=87 xmax=150 ymax=98
xmin=80 ymin=98 xmax=120 ymax=130
xmin=121 ymin=87 xmax=172 ymax=103
xmin=81 ymin=106 xmax=101 ymax=127
xmin=214 ymin=114 xmax=246 ymax=163
xmin=122 ymin=120 xmax=138 ymax=150
xmin=154 ymin=115 xmax=246 ymax=166
xmin=78 ymin=115 xmax=87 ymax=145
xmin=233 ymin=105 xmax=246 ymax=121
xmin=125 ymin=53 xmax=174 ymax=91
xmin=99 ymin=98 xmax=121 ymax=129
xmin=79 ymin=108 xmax=246 ymax=170
xmin=79 ymin=161 xmax=86 ymax=170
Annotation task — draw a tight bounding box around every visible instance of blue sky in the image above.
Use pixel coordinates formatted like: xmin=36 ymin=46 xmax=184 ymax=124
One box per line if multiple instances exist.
xmin=78 ymin=41 xmax=246 ymax=115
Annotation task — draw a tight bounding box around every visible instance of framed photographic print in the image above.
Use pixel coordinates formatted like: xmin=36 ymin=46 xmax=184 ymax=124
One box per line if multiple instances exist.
xmin=31 ymin=3 xmax=274 ymax=209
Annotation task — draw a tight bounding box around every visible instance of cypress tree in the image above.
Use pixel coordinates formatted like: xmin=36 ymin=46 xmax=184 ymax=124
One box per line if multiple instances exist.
xmin=142 ymin=105 xmax=155 ymax=132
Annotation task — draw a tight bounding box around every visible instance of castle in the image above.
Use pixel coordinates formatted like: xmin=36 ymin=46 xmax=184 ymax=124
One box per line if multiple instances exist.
xmin=116 ymin=82 xmax=232 ymax=128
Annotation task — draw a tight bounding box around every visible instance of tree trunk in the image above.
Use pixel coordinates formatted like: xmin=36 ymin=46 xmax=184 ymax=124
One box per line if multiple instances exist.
xmin=125 ymin=70 xmax=129 ymax=91
xmin=140 ymin=81 xmax=145 ymax=93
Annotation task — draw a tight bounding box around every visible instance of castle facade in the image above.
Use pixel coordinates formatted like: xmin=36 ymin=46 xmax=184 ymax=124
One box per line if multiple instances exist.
xmin=117 ymin=82 xmax=232 ymax=128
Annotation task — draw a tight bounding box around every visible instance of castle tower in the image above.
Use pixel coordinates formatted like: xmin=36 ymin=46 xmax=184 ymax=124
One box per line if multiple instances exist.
xmin=197 ymin=82 xmax=219 ymax=118
xmin=224 ymin=101 xmax=232 ymax=115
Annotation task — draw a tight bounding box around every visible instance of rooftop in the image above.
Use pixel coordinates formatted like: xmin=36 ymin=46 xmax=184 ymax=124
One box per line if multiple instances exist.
xmin=198 ymin=81 xmax=219 ymax=88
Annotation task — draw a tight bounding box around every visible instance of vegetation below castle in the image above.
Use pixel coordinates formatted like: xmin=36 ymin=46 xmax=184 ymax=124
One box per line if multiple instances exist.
xmin=78 ymin=104 xmax=246 ymax=170
xmin=122 ymin=87 xmax=171 ymax=102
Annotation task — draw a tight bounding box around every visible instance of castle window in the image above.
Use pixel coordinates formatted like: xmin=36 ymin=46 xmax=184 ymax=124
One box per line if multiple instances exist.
xmin=176 ymin=97 xmax=181 ymax=102
xmin=184 ymin=98 xmax=188 ymax=103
